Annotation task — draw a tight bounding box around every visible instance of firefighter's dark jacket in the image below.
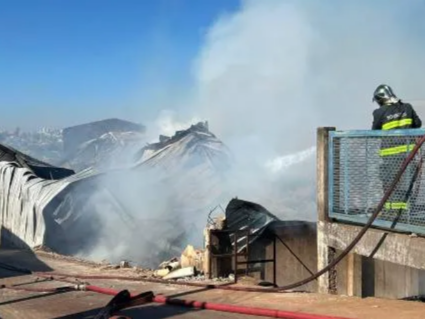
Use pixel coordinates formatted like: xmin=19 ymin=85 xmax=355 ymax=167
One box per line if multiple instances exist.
xmin=372 ymin=101 xmax=422 ymax=130
xmin=372 ymin=101 xmax=422 ymax=156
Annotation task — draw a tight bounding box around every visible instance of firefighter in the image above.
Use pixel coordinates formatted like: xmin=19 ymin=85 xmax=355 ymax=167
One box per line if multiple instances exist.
xmin=372 ymin=84 xmax=422 ymax=215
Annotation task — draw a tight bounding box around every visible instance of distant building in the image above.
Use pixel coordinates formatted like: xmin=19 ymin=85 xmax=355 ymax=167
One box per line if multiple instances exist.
xmin=62 ymin=118 xmax=145 ymax=156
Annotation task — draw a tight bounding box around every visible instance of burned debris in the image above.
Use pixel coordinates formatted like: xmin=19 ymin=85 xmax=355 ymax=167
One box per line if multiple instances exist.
xmin=0 ymin=119 xmax=316 ymax=292
xmin=150 ymin=198 xmax=316 ymax=289
xmin=153 ymin=247 xmax=202 ymax=280
xmin=0 ymin=121 xmax=233 ymax=268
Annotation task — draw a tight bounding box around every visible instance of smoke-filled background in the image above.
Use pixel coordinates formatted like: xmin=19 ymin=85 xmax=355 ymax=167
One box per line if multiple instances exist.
xmin=148 ymin=0 xmax=425 ymax=217
xmin=91 ymin=0 xmax=425 ymax=265
xmin=2 ymin=0 xmax=425 ymax=267
xmin=186 ymin=0 xmax=425 ymax=153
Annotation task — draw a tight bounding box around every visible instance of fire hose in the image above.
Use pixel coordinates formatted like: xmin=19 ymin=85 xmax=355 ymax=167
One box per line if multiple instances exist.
xmin=23 ymin=133 xmax=425 ymax=293
xmin=1 ymin=135 xmax=424 ymax=318
xmin=85 ymin=284 xmax=352 ymax=319
xmin=3 ymin=134 xmax=425 ymax=290
xmin=1 ymin=283 xmax=352 ymax=319
xmin=3 ymin=135 xmax=425 ymax=319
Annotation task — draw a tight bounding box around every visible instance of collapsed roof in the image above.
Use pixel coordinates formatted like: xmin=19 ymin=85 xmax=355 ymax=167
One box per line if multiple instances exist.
xmin=134 ymin=122 xmax=233 ymax=213
xmin=218 ymin=198 xmax=316 ymax=255
xmin=60 ymin=118 xmax=146 ymax=171
xmin=62 ymin=118 xmax=145 ymax=157
xmin=0 ymin=121 xmax=233 ymax=267
xmin=0 ymin=143 xmax=74 ymax=179
xmin=60 ymin=131 xmax=145 ymax=172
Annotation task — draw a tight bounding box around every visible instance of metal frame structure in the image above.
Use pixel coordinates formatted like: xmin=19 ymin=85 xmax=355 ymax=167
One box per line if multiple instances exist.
xmin=208 ymin=228 xmax=277 ymax=286
xmin=328 ymin=128 xmax=425 ymax=235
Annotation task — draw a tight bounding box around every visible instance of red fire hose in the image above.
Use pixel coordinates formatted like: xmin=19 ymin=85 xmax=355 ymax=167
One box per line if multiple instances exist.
xmin=153 ymin=295 xmax=351 ymax=319
xmin=2 ymin=283 xmax=352 ymax=319
xmin=3 ymin=135 xmax=424 ymax=318
xmin=82 ymin=284 xmax=352 ymax=319
xmin=29 ymin=133 xmax=425 ymax=294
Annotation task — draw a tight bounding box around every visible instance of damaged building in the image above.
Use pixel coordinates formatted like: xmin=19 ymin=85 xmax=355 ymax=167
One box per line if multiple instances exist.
xmin=62 ymin=118 xmax=145 ymax=158
xmin=0 ymin=121 xmax=233 ymax=268
xmin=200 ymin=198 xmax=317 ymax=291
xmin=0 ymin=119 xmax=318 ymax=288
xmin=3 ymin=119 xmax=424 ymax=302
xmin=60 ymin=118 xmax=147 ymax=171
xmin=156 ymin=126 xmax=425 ymax=300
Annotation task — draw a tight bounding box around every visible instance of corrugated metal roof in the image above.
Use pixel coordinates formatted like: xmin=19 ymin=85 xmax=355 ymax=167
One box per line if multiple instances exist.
xmin=224 ymin=198 xmax=280 ymax=252
xmin=0 ymin=123 xmax=233 ymax=267
xmin=0 ymin=143 xmax=74 ymax=179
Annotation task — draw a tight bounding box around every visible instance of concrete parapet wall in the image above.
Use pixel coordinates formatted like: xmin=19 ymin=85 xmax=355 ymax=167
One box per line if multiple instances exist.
xmin=320 ymin=221 xmax=425 ymax=270
xmin=316 ymin=126 xmax=425 ymax=299
xmin=318 ymin=220 xmax=425 ymax=299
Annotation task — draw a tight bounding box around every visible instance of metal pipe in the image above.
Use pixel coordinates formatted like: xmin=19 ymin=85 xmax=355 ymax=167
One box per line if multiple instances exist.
xmin=246 ymin=228 xmax=250 ymax=276
xmin=273 ymin=235 xmax=277 ymax=287
xmin=234 ymin=230 xmax=238 ymax=284
xmin=208 ymin=228 xmax=212 ymax=280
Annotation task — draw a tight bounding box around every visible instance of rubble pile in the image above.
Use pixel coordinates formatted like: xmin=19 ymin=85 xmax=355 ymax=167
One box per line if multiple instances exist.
xmin=153 ymin=245 xmax=204 ymax=280
xmin=0 ymin=121 xmax=234 ymax=268
xmin=152 ymin=212 xmax=235 ymax=283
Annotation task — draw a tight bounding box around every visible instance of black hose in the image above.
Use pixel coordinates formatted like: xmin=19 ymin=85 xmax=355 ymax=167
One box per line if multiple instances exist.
xmin=369 ymin=155 xmax=423 ymax=258
xmin=275 ymin=133 xmax=425 ymax=291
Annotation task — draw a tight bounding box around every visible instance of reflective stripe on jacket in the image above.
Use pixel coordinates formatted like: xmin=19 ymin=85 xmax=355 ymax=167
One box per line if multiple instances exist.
xmin=372 ymin=102 xmax=422 ymax=157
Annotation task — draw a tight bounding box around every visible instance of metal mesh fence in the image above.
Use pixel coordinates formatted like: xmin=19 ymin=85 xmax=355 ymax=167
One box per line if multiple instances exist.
xmin=329 ymin=130 xmax=425 ymax=235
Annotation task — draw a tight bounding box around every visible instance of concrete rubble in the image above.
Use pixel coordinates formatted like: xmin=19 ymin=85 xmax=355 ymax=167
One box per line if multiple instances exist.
xmin=154 ymin=244 xmax=206 ymax=280
xmin=163 ymin=266 xmax=196 ymax=280
xmin=152 ymin=211 xmax=237 ymax=283
xmin=119 ymin=260 xmax=130 ymax=268
xmin=153 ymin=212 xmax=229 ymax=282
xmin=181 ymin=245 xmax=204 ymax=271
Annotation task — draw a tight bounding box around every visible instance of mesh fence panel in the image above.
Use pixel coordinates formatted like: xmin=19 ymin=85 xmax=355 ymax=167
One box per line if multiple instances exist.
xmin=330 ymin=132 xmax=425 ymax=234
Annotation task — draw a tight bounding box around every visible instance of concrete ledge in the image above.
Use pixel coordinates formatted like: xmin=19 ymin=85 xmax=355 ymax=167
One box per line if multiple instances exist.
xmin=319 ymin=221 xmax=425 ymax=270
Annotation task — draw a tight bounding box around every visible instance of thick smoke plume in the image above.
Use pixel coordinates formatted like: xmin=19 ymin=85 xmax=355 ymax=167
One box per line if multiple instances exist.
xmin=178 ymin=0 xmax=425 ymax=216
xmin=191 ymin=0 xmax=425 ymax=143
xmin=81 ymin=0 xmax=425 ymax=266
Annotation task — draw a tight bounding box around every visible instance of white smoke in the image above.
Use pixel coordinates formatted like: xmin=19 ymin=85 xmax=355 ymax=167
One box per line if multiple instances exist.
xmin=154 ymin=110 xmax=202 ymax=138
xmin=156 ymin=0 xmax=425 ymax=218
xmin=189 ymin=0 xmax=425 ymax=147
xmin=75 ymin=0 xmax=425 ymax=264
